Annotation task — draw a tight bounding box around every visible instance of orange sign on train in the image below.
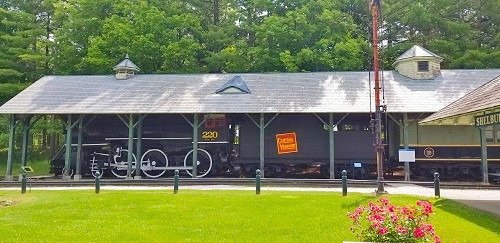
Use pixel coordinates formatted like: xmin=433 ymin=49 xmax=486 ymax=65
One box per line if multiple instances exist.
xmin=276 ymin=132 xmax=298 ymax=155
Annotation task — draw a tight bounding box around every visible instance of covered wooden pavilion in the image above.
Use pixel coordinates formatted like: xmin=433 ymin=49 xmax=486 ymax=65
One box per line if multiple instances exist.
xmin=421 ymin=75 xmax=500 ymax=183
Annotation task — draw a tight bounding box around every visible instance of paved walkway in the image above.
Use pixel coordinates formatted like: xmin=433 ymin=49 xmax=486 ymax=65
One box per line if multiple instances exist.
xmin=2 ymin=183 xmax=499 ymax=216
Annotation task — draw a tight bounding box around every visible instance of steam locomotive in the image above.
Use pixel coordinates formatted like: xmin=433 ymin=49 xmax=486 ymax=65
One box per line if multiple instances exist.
xmin=51 ymin=113 xmax=500 ymax=180
xmin=50 ymin=113 xmax=377 ymax=178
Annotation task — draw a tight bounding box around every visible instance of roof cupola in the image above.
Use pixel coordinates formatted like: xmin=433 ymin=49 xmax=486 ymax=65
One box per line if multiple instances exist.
xmin=393 ymin=45 xmax=443 ymax=80
xmin=113 ymin=54 xmax=140 ymax=80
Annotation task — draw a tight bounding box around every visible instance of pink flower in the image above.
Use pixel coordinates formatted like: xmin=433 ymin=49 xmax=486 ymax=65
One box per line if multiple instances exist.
xmin=388 ymin=205 xmax=395 ymax=212
xmin=377 ymin=226 xmax=388 ymax=235
xmin=390 ymin=213 xmax=398 ymax=223
xmin=422 ymin=223 xmax=435 ymax=234
xmin=379 ymin=197 xmax=390 ymax=205
xmin=348 ymin=198 xmax=440 ymax=242
xmin=434 ymin=235 xmax=442 ymax=243
xmin=396 ymin=226 xmax=408 ymax=234
xmin=371 ymin=220 xmax=382 ymax=228
xmin=413 ymin=227 xmax=425 ymax=238
xmin=417 ymin=200 xmax=434 ymax=215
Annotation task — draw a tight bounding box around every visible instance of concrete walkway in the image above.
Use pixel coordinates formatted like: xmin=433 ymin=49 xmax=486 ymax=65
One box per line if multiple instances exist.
xmin=2 ymin=183 xmax=499 ymax=216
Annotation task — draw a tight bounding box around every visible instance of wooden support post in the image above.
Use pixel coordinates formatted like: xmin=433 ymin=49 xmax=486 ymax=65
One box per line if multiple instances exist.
xmin=135 ymin=117 xmax=143 ymax=179
xmin=21 ymin=117 xmax=32 ymax=168
xmin=5 ymin=115 xmax=17 ymax=181
xmin=63 ymin=115 xmax=73 ymax=180
xmin=259 ymin=113 xmax=265 ymax=178
xmin=403 ymin=113 xmax=410 ymax=181
xmin=127 ymin=114 xmax=134 ymax=179
xmin=192 ymin=114 xmax=199 ymax=178
xmin=74 ymin=116 xmax=84 ymax=180
xmin=479 ymin=127 xmax=489 ymax=184
xmin=328 ymin=113 xmax=335 ymax=179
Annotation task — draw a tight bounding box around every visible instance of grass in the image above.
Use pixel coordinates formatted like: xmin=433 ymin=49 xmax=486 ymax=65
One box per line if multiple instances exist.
xmin=0 ymin=190 xmax=498 ymax=242
xmin=0 ymin=150 xmax=51 ymax=178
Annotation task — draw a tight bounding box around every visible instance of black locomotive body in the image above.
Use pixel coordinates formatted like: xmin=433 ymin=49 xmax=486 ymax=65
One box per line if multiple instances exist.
xmin=51 ymin=113 xmax=378 ymax=178
xmin=50 ymin=112 xmax=500 ymax=180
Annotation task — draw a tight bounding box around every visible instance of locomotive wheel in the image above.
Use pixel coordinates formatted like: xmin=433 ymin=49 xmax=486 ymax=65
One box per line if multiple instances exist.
xmin=90 ymin=157 xmax=104 ymax=178
xmin=111 ymin=149 xmax=136 ymax=178
xmin=184 ymin=148 xmax=213 ymax=178
xmin=140 ymin=149 xmax=168 ymax=178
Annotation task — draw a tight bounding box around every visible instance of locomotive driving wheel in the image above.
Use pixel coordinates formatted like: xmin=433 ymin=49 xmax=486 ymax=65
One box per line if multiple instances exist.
xmin=89 ymin=156 xmax=104 ymax=178
xmin=111 ymin=149 xmax=136 ymax=178
xmin=140 ymin=149 xmax=168 ymax=178
xmin=184 ymin=148 xmax=213 ymax=178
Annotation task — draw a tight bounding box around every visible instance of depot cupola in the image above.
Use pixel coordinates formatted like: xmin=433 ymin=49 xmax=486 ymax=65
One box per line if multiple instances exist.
xmin=113 ymin=54 xmax=140 ymax=80
xmin=393 ymin=45 xmax=443 ymax=80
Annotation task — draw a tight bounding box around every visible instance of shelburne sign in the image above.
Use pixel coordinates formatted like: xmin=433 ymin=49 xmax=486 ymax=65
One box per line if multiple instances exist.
xmin=475 ymin=112 xmax=500 ymax=127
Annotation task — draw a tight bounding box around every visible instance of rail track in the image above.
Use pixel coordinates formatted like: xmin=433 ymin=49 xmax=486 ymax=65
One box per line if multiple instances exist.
xmin=0 ymin=176 xmax=498 ymax=190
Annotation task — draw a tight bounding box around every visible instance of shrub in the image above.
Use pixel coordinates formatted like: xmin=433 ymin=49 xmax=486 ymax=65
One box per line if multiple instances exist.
xmin=348 ymin=197 xmax=441 ymax=243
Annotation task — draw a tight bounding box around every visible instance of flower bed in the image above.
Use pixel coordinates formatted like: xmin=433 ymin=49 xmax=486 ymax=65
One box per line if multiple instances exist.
xmin=348 ymin=197 xmax=441 ymax=243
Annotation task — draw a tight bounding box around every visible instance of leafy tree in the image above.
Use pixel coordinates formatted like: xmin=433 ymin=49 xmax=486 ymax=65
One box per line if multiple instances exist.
xmin=0 ymin=8 xmax=45 ymax=83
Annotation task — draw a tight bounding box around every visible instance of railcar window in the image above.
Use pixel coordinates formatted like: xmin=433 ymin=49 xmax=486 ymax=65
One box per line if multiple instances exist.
xmin=341 ymin=123 xmax=370 ymax=131
xmin=343 ymin=124 xmax=355 ymax=131
xmin=485 ymin=126 xmax=494 ymax=143
xmin=205 ymin=115 xmax=226 ymax=128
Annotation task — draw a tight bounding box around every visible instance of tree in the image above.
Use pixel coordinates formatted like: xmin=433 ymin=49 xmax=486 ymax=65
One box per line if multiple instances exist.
xmin=0 ymin=8 xmax=45 ymax=83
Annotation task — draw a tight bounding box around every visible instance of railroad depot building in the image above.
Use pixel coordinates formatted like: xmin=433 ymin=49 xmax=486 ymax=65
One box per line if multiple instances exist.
xmin=1 ymin=45 xmax=499 ymax=182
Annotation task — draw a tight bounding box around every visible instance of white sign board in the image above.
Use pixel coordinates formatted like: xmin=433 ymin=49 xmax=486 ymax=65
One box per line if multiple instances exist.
xmin=398 ymin=149 xmax=415 ymax=162
xmin=353 ymin=162 xmax=362 ymax=168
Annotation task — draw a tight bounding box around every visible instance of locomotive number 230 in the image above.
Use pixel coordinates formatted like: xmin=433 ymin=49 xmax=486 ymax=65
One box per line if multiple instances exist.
xmin=202 ymin=131 xmax=219 ymax=140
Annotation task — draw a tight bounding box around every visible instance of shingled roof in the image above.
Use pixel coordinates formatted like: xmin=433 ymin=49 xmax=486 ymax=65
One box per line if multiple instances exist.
xmin=395 ymin=45 xmax=443 ymax=62
xmin=0 ymin=70 xmax=499 ymax=114
xmin=420 ymin=75 xmax=500 ymax=125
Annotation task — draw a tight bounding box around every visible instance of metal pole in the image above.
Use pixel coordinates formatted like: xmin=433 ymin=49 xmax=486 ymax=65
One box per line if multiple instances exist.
xmin=135 ymin=117 xmax=143 ymax=179
xmin=127 ymin=114 xmax=134 ymax=179
xmin=371 ymin=0 xmax=385 ymax=194
xmin=6 ymin=115 xmax=16 ymax=181
xmin=342 ymin=170 xmax=347 ymax=196
xmin=479 ymin=127 xmax=489 ymax=184
xmin=174 ymin=170 xmax=179 ymax=194
xmin=403 ymin=113 xmax=410 ymax=181
xmin=63 ymin=115 xmax=72 ymax=180
xmin=95 ymin=171 xmax=101 ymax=194
xmin=434 ymin=172 xmax=440 ymax=197
xmin=329 ymin=113 xmax=335 ymax=179
xmin=75 ymin=116 xmax=84 ymax=180
xmin=21 ymin=172 xmax=27 ymax=194
xmin=256 ymin=169 xmax=261 ymax=194
xmin=259 ymin=113 xmax=265 ymax=178
xmin=192 ymin=114 xmax=199 ymax=178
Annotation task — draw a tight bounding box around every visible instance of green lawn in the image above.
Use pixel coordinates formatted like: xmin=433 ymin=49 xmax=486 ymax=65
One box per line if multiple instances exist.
xmin=0 ymin=190 xmax=498 ymax=242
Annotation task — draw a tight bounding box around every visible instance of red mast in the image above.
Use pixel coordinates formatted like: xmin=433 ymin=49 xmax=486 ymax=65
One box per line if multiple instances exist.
xmin=370 ymin=0 xmax=385 ymax=194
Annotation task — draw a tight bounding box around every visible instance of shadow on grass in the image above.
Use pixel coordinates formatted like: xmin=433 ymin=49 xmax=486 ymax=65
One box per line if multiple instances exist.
xmin=434 ymin=199 xmax=500 ymax=233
